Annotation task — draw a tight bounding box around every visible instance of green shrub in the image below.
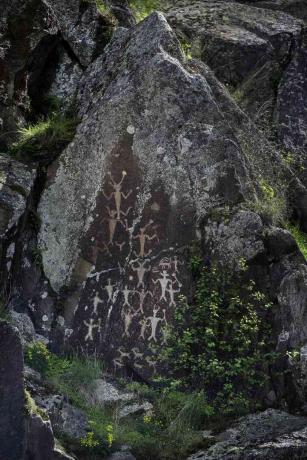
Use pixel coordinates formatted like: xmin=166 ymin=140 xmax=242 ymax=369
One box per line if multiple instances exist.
xmin=130 ymin=0 xmax=160 ymax=23
xmin=8 ymin=109 xmax=77 ymax=161
xmin=161 ymin=261 xmax=276 ymax=418
xmin=286 ymin=224 xmax=307 ymax=260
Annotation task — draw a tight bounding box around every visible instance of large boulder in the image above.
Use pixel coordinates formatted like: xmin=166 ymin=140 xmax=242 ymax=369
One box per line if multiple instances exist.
xmin=37 ymin=12 xmax=260 ymax=377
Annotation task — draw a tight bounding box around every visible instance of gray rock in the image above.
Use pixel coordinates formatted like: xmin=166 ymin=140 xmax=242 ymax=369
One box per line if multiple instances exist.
xmin=10 ymin=311 xmax=36 ymax=346
xmin=118 ymin=401 xmax=153 ymax=419
xmin=38 ymin=12 xmax=259 ymax=375
xmin=85 ymin=379 xmax=134 ymax=406
xmin=0 ymin=320 xmax=25 ymax=460
xmin=164 ymin=0 xmax=303 ymax=126
xmin=0 ymin=155 xmax=35 ymax=237
xmin=34 ymin=394 xmax=89 ymax=441
xmin=276 ymin=27 xmax=307 ymax=151
xmin=188 ymin=409 xmax=307 ymax=459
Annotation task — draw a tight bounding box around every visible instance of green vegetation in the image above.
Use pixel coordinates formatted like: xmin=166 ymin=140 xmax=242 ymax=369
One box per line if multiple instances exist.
xmin=8 ymin=99 xmax=77 ymax=161
xmin=130 ymin=0 xmax=160 ymax=23
xmin=24 ymin=252 xmax=279 ymax=459
xmin=24 ymin=389 xmax=49 ymax=421
xmin=180 ymin=40 xmax=193 ymax=60
xmin=247 ymin=178 xmax=288 ymax=225
xmin=287 ymin=224 xmax=307 ymax=260
xmin=161 ymin=256 xmax=276 ymax=418
xmin=25 ymin=342 xmax=212 ymax=459
xmin=82 ymin=0 xmax=117 ymax=23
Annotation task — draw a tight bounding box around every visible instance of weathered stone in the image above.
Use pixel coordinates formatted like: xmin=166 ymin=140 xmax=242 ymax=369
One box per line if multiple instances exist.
xmin=118 ymin=401 xmax=153 ymax=419
xmin=85 ymin=379 xmax=135 ymax=406
xmin=10 ymin=311 xmax=36 ymax=346
xmin=0 ymin=320 xmax=25 ymax=460
xmin=276 ymin=27 xmax=307 ymax=151
xmin=38 ymin=12 xmax=258 ymax=376
xmin=204 ymin=210 xmax=266 ymax=269
xmin=0 ymin=155 xmax=35 ymax=237
xmin=188 ymin=409 xmax=307 ymax=459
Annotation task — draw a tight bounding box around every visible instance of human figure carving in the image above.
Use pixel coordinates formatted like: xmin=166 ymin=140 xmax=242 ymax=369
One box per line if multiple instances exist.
xmin=153 ymin=270 xmax=172 ymax=301
xmin=139 ymin=317 xmax=149 ymax=339
xmin=166 ymin=283 xmax=180 ymax=307
xmin=133 ymin=220 xmax=159 ymax=257
xmin=103 ymin=171 xmax=132 ymax=219
xmin=102 ymin=206 xmax=130 ymax=245
xmin=93 ymin=292 xmax=103 ymax=315
xmin=121 ymin=307 xmax=139 ymax=337
xmin=148 ymin=306 xmax=163 ymax=342
xmin=135 ymin=288 xmax=153 ymax=313
xmin=105 ymin=278 xmax=116 ymax=302
xmin=84 ymin=318 xmax=101 ymax=341
xmin=122 ymin=284 xmax=134 ymax=307
xmin=130 ymin=259 xmax=151 ymax=287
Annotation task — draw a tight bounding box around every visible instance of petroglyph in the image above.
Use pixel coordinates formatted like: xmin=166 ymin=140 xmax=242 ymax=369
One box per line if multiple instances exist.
xmin=102 ymin=206 xmax=130 ymax=245
xmin=139 ymin=317 xmax=149 ymax=339
xmin=130 ymin=259 xmax=151 ymax=288
xmin=135 ymin=288 xmax=153 ymax=313
xmin=166 ymin=283 xmax=180 ymax=307
xmin=122 ymin=307 xmax=140 ymax=338
xmin=105 ymin=278 xmax=116 ymax=302
xmin=148 ymin=306 xmax=163 ymax=342
xmin=122 ymin=284 xmax=135 ymax=307
xmin=84 ymin=318 xmax=101 ymax=341
xmin=153 ymin=270 xmax=172 ymax=301
xmin=93 ymin=292 xmax=103 ymax=314
xmin=103 ymin=171 xmax=132 ymax=220
xmin=133 ymin=220 xmax=159 ymax=258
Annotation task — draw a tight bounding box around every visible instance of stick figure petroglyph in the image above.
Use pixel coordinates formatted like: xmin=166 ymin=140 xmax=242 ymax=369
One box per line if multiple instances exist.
xmin=139 ymin=317 xmax=149 ymax=339
xmin=166 ymin=283 xmax=181 ymax=307
xmin=135 ymin=288 xmax=153 ymax=313
xmin=148 ymin=306 xmax=163 ymax=342
xmin=153 ymin=270 xmax=172 ymax=301
xmin=130 ymin=259 xmax=151 ymax=288
xmin=105 ymin=278 xmax=116 ymax=302
xmin=93 ymin=292 xmax=103 ymax=315
xmin=102 ymin=206 xmax=130 ymax=245
xmin=121 ymin=307 xmax=139 ymax=338
xmin=103 ymin=171 xmax=132 ymax=220
xmin=122 ymin=284 xmax=135 ymax=307
xmin=84 ymin=318 xmax=101 ymax=341
xmin=133 ymin=220 xmax=159 ymax=258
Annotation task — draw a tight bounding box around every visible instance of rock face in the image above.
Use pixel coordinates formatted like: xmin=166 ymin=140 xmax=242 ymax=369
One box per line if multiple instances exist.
xmin=0 ymin=0 xmax=117 ymax=148
xmin=0 ymin=321 xmax=25 ymax=460
xmin=0 ymin=155 xmax=35 ymax=237
xmin=38 ymin=12 xmax=260 ymax=377
xmin=164 ymin=0 xmax=307 ymax=149
xmin=188 ymin=409 xmax=307 ymax=459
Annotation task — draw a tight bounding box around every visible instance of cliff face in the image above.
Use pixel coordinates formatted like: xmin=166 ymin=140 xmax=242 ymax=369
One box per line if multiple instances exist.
xmin=1 ymin=0 xmax=307 ymax=459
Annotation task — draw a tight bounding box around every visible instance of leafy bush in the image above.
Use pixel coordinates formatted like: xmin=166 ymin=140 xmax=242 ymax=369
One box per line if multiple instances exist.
xmin=161 ymin=259 xmax=276 ymax=418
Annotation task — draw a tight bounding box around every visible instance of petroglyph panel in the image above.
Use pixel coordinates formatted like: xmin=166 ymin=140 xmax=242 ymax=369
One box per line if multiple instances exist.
xmin=65 ymin=132 xmax=194 ymax=378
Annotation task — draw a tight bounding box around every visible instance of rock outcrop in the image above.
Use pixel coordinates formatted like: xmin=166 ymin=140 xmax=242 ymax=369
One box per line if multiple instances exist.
xmin=37 ymin=11 xmax=261 ymax=377
xmin=189 ymin=409 xmax=307 ymax=459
